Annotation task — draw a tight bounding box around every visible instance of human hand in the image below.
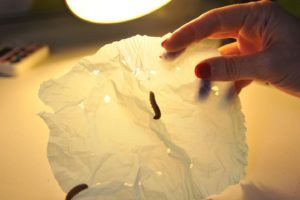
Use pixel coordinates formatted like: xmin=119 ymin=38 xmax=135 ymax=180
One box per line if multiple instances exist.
xmin=162 ymin=0 xmax=300 ymax=97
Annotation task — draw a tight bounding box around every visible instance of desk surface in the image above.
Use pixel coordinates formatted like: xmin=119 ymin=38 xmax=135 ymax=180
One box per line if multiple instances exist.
xmin=0 ymin=46 xmax=300 ymax=200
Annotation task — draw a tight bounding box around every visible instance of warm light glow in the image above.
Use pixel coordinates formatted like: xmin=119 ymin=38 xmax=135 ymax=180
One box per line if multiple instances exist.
xmin=65 ymin=0 xmax=171 ymax=24
xmin=92 ymin=69 xmax=100 ymax=75
xmin=166 ymin=148 xmax=171 ymax=154
xmin=103 ymin=95 xmax=112 ymax=103
xmin=156 ymin=171 xmax=163 ymax=176
xmin=149 ymin=69 xmax=157 ymax=75
xmin=211 ymin=86 xmax=219 ymax=91
xmin=123 ymin=182 xmax=134 ymax=187
xmin=211 ymin=85 xmax=220 ymax=96
xmin=78 ymin=101 xmax=85 ymax=109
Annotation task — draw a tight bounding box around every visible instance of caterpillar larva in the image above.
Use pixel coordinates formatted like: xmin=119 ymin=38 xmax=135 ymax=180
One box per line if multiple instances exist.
xmin=149 ymin=91 xmax=161 ymax=120
xmin=66 ymin=183 xmax=88 ymax=200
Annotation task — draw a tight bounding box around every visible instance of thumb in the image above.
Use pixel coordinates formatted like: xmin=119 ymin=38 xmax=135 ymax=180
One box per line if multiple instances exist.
xmin=194 ymin=51 xmax=270 ymax=81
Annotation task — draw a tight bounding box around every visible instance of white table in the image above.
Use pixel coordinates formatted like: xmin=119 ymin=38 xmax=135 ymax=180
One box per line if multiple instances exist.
xmin=1 ymin=46 xmax=300 ymax=200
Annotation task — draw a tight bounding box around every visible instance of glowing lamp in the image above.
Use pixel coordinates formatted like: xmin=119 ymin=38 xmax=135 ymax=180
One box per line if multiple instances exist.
xmin=65 ymin=0 xmax=172 ymax=24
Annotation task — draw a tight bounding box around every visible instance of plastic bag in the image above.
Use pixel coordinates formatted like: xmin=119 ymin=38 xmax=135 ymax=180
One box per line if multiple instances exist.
xmin=39 ymin=35 xmax=247 ymax=200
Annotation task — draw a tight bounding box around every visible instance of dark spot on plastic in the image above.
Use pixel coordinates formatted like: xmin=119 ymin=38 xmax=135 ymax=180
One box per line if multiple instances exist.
xmin=198 ymin=80 xmax=211 ymax=100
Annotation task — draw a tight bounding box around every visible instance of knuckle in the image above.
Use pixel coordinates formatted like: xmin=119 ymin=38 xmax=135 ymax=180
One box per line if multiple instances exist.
xmin=257 ymin=0 xmax=275 ymax=7
xmin=223 ymin=57 xmax=240 ymax=80
xmin=257 ymin=51 xmax=275 ymax=80
xmin=210 ymin=57 xmax=240 ymax=81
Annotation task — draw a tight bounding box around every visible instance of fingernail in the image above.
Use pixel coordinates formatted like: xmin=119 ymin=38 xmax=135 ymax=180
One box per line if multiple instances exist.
xmin=161 ymin=39 xmax=168 ymax=47
xmin=195 ymin=62 xmax=211 ymax=79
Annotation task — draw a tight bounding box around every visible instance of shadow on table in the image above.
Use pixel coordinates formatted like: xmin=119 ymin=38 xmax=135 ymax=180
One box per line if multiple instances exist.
xmin=240 ymin=182 xmax=297 ymax=200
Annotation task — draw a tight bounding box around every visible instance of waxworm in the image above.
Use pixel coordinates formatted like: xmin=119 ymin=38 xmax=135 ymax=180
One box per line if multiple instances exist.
xmin=149 ymin=91 xmax=161 ymax=120
xmin=66 ymin=183 xmax=88 ymax=200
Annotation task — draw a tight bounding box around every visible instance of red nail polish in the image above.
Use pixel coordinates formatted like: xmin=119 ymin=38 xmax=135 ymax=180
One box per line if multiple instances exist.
xmin=161 ymin=39 xmax=167 ymax=47
xmin=195 ymin=62 xmax=211 ymax=79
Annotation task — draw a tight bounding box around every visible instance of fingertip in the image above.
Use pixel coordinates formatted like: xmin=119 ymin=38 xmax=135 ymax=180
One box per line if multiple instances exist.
xmin=161 ymin=37 xmax=178 ymax=52
xmin=161 ymin=39 xmax=168 ymax=48
xmin=195 ymin=62 xmax=211 ymax=79
xmin=161 ymin=38 xmax=175 ymax=52
xmin=161 ymin=28 xmax=195 ymax=52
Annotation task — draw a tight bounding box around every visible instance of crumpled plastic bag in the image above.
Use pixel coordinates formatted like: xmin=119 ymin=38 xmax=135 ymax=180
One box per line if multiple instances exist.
xmin=39 ymin=35 xmax=247 ymax=200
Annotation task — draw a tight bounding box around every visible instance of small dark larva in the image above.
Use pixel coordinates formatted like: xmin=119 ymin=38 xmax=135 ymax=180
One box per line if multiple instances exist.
xmin=66 ymin=183 xmax=88 ymax=200
xmin=149 ymin=91 xmax=161 ymax=120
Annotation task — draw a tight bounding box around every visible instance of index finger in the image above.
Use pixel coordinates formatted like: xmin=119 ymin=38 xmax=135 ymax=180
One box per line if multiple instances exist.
xmin=163 ymin=2 xmax=254 ymax=52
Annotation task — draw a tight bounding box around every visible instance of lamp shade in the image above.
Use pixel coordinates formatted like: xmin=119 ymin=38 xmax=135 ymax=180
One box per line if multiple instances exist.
xmin=65 ymin=0 xmax=171 ymax=23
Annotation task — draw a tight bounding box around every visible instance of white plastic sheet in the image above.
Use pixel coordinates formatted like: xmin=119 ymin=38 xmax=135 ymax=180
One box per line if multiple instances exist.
xmin=39 ymin=35 xmax=247 ymax=200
